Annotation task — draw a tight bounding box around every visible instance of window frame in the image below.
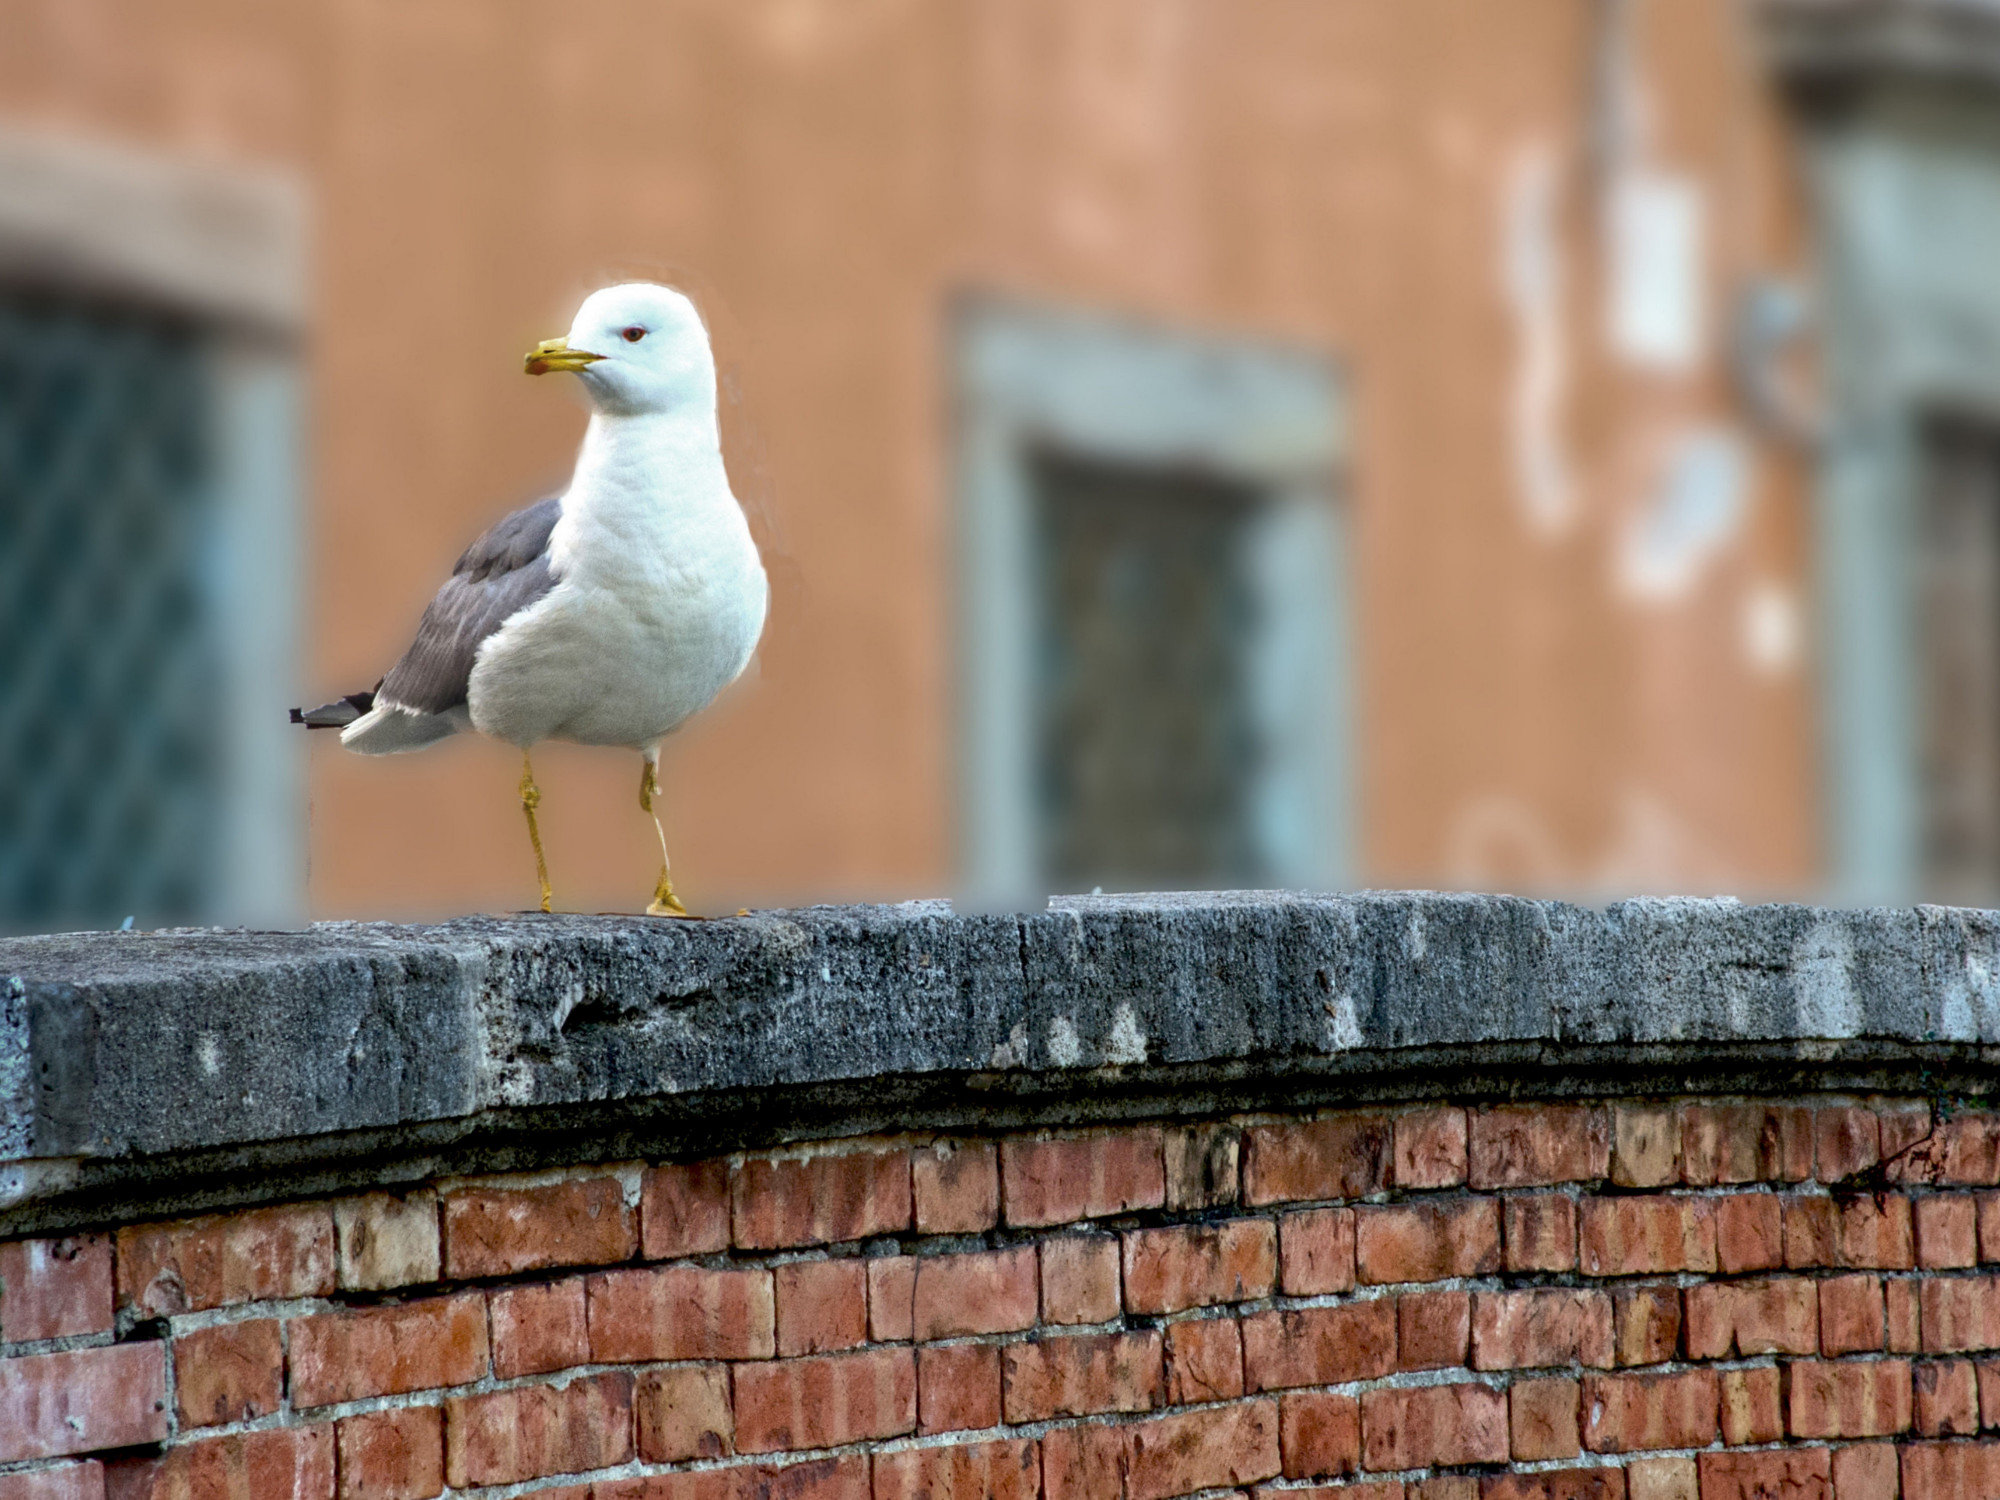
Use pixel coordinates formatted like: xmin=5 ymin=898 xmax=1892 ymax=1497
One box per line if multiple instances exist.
xmin=952 ymin=295 xmax=1351 ymax=905
xmin=0 ymin=128 xmax=307 ymax=927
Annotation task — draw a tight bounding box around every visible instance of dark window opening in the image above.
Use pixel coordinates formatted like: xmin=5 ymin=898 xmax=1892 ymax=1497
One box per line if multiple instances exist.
xmin=1032 ymin=451 xmax=1269 ymax=892
xmin=1920 ymin=414 xmax=2000 ymax=903
xmin=0 ymin=288 xmax=220 ymax=930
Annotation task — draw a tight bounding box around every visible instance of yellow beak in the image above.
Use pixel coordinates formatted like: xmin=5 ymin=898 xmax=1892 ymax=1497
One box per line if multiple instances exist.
xmin=524 ymin=337 xmax=604 ymax=375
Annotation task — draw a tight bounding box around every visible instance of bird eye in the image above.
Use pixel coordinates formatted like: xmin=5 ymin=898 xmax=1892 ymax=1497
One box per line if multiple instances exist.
xmin=621 ymin=326 xmax=646 ymax=342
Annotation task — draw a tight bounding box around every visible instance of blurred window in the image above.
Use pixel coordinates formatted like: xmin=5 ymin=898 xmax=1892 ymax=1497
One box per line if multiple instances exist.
xmin=0 ymin=131 xmax=304 ymax=932
xmin=957 ymin=299 xmax=1349 ymax=901
xmin=1034 ymin=454 xmax=1266 ymax=888
xmin=0 ymin=291 xmax=219 ymax=926
xmin=1921 ymin=418 xmax=2000 ymax=903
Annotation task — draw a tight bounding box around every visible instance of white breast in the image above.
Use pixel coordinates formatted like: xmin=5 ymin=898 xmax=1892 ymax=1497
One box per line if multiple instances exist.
xmin=465 ymin=409 xmax=768 ymax=749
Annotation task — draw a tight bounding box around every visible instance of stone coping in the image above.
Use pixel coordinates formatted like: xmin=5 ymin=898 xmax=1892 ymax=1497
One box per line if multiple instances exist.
xmin=3 ymin=892 xmax=1998 ymax=1233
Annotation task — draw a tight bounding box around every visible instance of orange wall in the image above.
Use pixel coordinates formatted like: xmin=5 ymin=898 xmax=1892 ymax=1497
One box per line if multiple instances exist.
xmin=0 ymin=0 xmax=1819 ymax=916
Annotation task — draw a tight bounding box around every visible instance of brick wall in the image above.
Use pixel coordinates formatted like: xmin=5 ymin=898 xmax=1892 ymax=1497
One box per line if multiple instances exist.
xmin=4 ymin=1098 xmax=2000 ymax=1500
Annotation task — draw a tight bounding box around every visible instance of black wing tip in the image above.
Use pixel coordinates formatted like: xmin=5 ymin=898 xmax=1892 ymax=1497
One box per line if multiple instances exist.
xmin=291 ymin=690 xmax=377 ymax=729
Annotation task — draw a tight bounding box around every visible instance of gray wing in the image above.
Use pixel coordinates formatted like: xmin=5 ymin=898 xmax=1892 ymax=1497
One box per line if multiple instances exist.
xmin=377 ymin=495 xmax=562 ymax=715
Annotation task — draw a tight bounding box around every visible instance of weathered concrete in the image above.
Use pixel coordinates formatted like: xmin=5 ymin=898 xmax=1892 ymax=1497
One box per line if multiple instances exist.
xmin=4 ymin=892 xmax=1999 ymax=1234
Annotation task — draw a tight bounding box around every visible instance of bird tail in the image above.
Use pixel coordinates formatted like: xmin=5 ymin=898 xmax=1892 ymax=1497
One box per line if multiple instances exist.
xmin=336 ymin=702 xmax=462 ymax=755
xmin=290 ymin=689 xmax=376 ymax=729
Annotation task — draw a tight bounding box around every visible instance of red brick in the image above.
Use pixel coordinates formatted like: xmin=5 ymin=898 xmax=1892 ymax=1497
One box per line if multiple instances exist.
xmin=1243 ymin=1300 xmax=1397 ymax=1391
xmin=443 ymin=1371 xmax=632 ymax=1487
xmin=1470 ymin=1289 xmax=1613 ymax=1370
xmin=1124 ymin=1219 xmax=1275 ymax=1313
xmin=1819 ymin=1274 xmax=1885 ymax=1355
xmin=913 ymin=1246 xmax=1036 ymax=1339
xmin=0 ymin=1237 xmax=112 ymax=1342
xmin=1480 ymin=1472 xmax=1626 ymax=1500
xmin=1394 ymin=1109 xmax=1468 ymax=1189
xmin=1983 ymin=1191 xmax=2000 ymax=1263
xmin=1399 ymin=1289 xmax=1470 ymax=1369
xmin=1922 ymin=1273 xmax=2000 ymax=1352
xmin=1714 ymin=1193 xmax=1785 ymax=1273
xmin=867 ymin=1256 xmax=915 ymax=1342
xmin=1505 ymin=1194 xmax=1576 ymax=1272
xmin=1164 ymin=1122 xmax=1243 ymax=1211
xmin=1413 ymin=1481 xmax=1478 ymax=1500
xmin=1281 ymin=1207 xmax=1356 ymax=1295
xmin=1125 ymin=1400 xmax=1281 ymax=1500
xmin=0 ymin=1465 xmax=103 ymax=1500
xmin=1785 ymin=1358 xmax=1912 ymax=1438
xmin=1001 ymin=1128 xmax=1165 ymax=1226
xmin=1610 ymin=1285 xmax=1680 ymax=1365
xmin=1040 ymin=1422 xmax=1126 ymax=1500
xmin=1243 ymin=1114 xmax=1391 ymax=1206
xmin=1888 ymin=1276 xmax=1922 ymax=1351
xmin=1361 ymin=1383 xmax=1508 ymax=1470
xmin=288 ymin=1293 xmax=488 ymax=1407
xmin=1282 ymin=1391 xmax=1361 ymax=1478
xmin=914 ymin=1141 xmax=999 ymax=1234
xmin=1040 ymin=1235 xmax=1120 ymax=1324
xmin=1916 ymin=1359 xmax=1980 ymax=1436
xmin=1001 ymin=1329 xmax=1162 ymax=1421
xmin=1900 ymin=1440 xmax=2000 ymax=1500
xmin=1816 ymin=1105 xmax=1882 ymax=1183
xmin=1718 ymin=1365 xmax=1783 ymax=1445
xmin=733 ymin=1346 xmax=916 ymax=1452
xmin=1830 ymin=1443 xmax=1898 ymax=1500
xmin=585 ymin=1264 xmax=774 ymax=1361
xmin=1879 ymin=1101 xmax=1935 ymax=1160
xmin=1696 ymin=1450 xmax=1830 ymax=1500
xmin=1680 ymin=1104 xmax=1812 ymax=1185
xmin=1684 ymin=1278 xmax=1818 ymax=1358
xmin=1918 ymin=1194 xmax=1980 ymax=1268
xmin=1783 ymin=1194 xmax=1914 ymax=1269
xmin=116 ymin=1205 xmax=334 ymax=1315
xmin=1622 ymin=1456 xmax=1695 ymax=1500
xmin=173 ymin=1318 xmax=283 ymax=1427
xmin=917 ymin=1342 xmax=1000 ymax=1433
xmin=1356 ymin=1199 xmax=1500 ymax=1284
xmin=1255 ymin=1484 xmax=1404 ymax=1500
xmin=775 ymin=1258 xmax=867 ymax=1356
xmin=106 ymin=1425 xmax=333 ymax=1500
xmin=336 ymin=1406 xmax=442 ymax=1500
xmin=1469 ymin=1106 xmax=1609 ymax=1189
xmin=731 ymin=1146 xmax=912 ymax=1249
xmin=1510 ymin=1377 xmax=1580 ymax=1460
xmin=1578 ymin=1196 xmax=1716 ymax=1276
xmin=641 ymin=1160 xmax=730 ymax=1259
xmin=635 ymin=1363 xmax=732 ymax=1460
xmin=332 ymin=1192 xmax=438 ymax=1293
xmin=1894 ymin=1113 xmax=2000 ymax=1187
xmin=441 ymin=1175 xmax=636 ymax=1277
xmin=0 ymin=1343 xmax=167 ymax=1462
xmin=875 ymin=1438 xmax=1037 ymax=1500
xmin=599 ymin=1457 xmax=868 ymax=1500
xmin=1611 ymin=1106 xmax=1680 ymax=1189
xmin=1983 ymin=1358 xmax=2000 ymax=1427
xmin=1579 ymin=1370 xmax=1718 ymax=1452
xmin=1166 ymin=1316 xmax=1243 ymax=1404
xmin=490 ymin=1279 xmax=587 ymax=1378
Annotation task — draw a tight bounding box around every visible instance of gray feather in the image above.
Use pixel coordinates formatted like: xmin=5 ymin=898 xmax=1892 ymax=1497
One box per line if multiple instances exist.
xmin=377 ymin=495 xmax=562 ymax=716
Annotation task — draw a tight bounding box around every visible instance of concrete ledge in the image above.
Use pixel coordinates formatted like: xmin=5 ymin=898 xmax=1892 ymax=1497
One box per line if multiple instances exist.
xmin=4 ymin=892 xmax=1999 ymax=1234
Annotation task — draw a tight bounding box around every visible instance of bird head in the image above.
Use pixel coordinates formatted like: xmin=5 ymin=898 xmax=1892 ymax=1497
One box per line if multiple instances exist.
xmin=525 ymin=283 xmax=716 ymax=418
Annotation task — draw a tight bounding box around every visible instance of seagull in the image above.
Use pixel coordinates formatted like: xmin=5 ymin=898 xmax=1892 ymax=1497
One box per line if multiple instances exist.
xmin=293 ymin=283 xmax=768 ymax=916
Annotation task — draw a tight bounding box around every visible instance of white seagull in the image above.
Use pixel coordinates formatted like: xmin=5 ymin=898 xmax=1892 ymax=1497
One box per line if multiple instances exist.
xmin=294 ymin=283 xmax=768 ymax=916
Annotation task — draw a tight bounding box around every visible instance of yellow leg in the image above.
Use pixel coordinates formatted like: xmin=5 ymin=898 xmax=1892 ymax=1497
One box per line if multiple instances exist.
xmin=519 ymin=751 xmax=553 ymax=914
xmin=640 ymin=754 xmax=691 ymax=917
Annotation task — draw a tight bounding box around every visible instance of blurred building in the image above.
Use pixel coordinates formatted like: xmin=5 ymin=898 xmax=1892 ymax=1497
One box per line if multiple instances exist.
xmin=3 ymin=0 xmax=2000 ymax=928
